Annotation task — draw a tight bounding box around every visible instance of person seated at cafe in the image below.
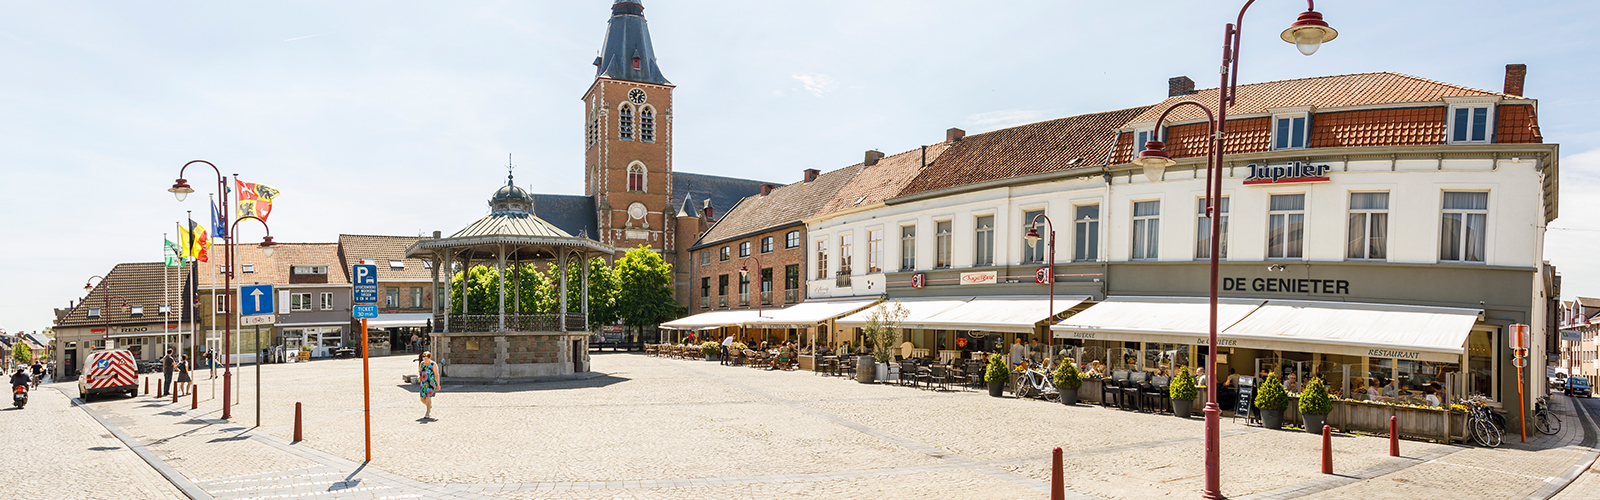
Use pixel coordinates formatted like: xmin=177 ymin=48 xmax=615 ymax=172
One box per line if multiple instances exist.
xmin=1086 ymin=360 xmax=1105 ymax=376
xmin=1423 ymin=385 xmax=1441 ymax=407
xmin=1366 ymin=379 xmax=1384 ymax=400
xmin=1284 ymin=372 xmax=1301 ymax=393
xmin=1382 ymin=378 xmax=1398 ymax=398
xmin=1427 ymin=382 xmax=1445 ymax=407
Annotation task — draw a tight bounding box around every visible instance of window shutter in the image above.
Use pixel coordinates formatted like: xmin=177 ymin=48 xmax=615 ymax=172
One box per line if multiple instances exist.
xmin=279 ymin=290 xmax=291 ymax=314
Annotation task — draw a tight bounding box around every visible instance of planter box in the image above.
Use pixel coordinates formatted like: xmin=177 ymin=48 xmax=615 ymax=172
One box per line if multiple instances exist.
xmin=1078 ymin=378 xmax=1104 ymax=404
xmin=798 ymin=355 xmax=814 ymax=371
xmin=1284 ymin=396 xmax=1466 ymax=443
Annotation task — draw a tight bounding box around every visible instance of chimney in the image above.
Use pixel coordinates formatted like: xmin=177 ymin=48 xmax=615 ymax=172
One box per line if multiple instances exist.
xmin=1504 ymin=63 xmax=1527 ymax=96
xmin=432 ymin=230 xmax=441 ymax=239
xmin=759 ymin=184 xmax=775 ymax=196
xmin=702 ymin=199 xmax=714 ymax=221
xmin=1169 ymin=76 xmax=1195 ymax=97
xmin=803 ymin=168 xmax=820 ymax=183
xmin=864 ymin=150 xmax=885 ymax=166
xmin=946 ymin=127 xmax=965 ymax=142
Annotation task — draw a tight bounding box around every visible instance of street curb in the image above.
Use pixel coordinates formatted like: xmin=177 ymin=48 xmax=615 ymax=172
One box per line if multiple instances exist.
xmin=64 ymin=390 xmax=215 ymax=500
xmin=1527 ymin=396 xmax=1599 ymax=500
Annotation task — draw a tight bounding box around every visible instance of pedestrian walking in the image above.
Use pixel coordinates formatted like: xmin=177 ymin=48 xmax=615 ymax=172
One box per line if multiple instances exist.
xmin=417 ymin=351 xmax=440 ymax=420
xmin=206 ymin=349 xmax=216 ymax=379
xmin=176 ymin=354 xmax=192 ymax=396
xmin=160 ymin=348 xmax=176 ymax=395
xmin=412 ymin=333 xmax=423 ymax=361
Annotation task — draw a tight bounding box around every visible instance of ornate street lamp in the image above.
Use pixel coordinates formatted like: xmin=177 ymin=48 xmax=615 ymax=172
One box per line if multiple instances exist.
xmin=167 ymin=160 xmax=240 ymax=419
xmin=1023 ymin=215 xmax=1056 ymax=354
xmin=1131 ymin=3 xmax=1336 ymax=498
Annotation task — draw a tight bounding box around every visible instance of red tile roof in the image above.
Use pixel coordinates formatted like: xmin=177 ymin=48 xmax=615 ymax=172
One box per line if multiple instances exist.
xmin=1310 ymin=107 xmax=1444 ymax=149
xmin=58 ymin=262 xmax=192 ymax=328
xmin=1129 ymin=72 xmax=1509 ymax=123
xmin=818 ymin=143 xmax=950 ymax=216
xmin=900 ymin=106 xmax=1154 ymax=196
xmin=1496 ymin=104 xmax=1542 ymax=144
xmin=696 ymin=164 xmax=863 ymax=247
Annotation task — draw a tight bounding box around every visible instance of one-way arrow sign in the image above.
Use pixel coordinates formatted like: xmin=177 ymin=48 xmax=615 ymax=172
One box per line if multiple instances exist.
xmin=240 ymin=284 xmax=274 ymax=316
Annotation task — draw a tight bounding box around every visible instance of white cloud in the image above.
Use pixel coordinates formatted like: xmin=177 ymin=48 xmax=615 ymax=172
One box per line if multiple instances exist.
xmin=965 ymin=108 xmax=1049 ymax=132
xmin=791 ymin=73 xmax=835 ymax=97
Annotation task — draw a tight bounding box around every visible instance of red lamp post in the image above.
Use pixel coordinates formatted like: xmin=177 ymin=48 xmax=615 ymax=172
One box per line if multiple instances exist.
xmin=84 ymin=276 xmax=129 ymax=345
xmin=168 ymin=161 xmax=239 ymax=419
xmin=1023 ymin=215 xmax=1055 ymax=351
xmin=1132 ymin=3 xmax=1336 ymax=498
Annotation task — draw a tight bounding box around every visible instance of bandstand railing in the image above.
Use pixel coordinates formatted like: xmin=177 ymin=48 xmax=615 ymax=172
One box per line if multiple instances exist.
xmin=433 ymin=313 xmax=588 ymax=333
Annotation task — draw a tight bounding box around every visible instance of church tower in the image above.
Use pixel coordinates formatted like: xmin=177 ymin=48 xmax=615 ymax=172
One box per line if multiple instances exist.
xmin=584 ymin=0 xmax=674 ymax=255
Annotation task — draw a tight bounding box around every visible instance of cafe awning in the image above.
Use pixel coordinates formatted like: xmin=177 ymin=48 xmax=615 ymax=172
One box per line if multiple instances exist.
xmin=917 ymin=295 xmax=1090 ymax=333
xmin=660 ymin=309 xmax=766 ymax=331
xmin=1050 ymin=296 xmax=1267 ymax=344
xmin=366 ymin=313 xmax=433 ymax=329
xmin=742 ymin=299 xmax=880 ymax=329
xmin=835 ymin=297 xmax=973 ymax=329
xmin=1222 ymin=300 xmax=1480 ymax=363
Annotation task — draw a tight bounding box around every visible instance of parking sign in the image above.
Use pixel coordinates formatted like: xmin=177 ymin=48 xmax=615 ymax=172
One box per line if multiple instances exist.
xmin=352 ymin=264 xmax=378 ymax=304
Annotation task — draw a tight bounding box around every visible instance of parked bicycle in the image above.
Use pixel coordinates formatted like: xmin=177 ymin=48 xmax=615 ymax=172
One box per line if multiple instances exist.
xmin=1461 ymin=396 xmax=1503 ymax=448
xmin=1014 ymin=364 xmax=1058 ymax=402
xmin=1534 ymin=396 xmax=1561 ymax=436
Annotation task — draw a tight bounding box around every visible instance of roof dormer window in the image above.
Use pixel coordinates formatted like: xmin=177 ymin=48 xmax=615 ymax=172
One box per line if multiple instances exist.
xmin=1272 ymin=113 xmax=1309 ymax=150
xmin=389 ymin=259 xmax=405 ymax=270
xmin=159 ymin=305 xmax=171 ymax=315
xmin=88 ymin=308 xmax=101 ymax=318
xmin=1448 ymin=104 xmax=1493 ymax=144
xmin=130 ymin=306 xmax=144 ymax=317
xmin=632 ymin=57 xmax=641 ymax=70
xmin=242 ymin=264 xmax=255 ymax=274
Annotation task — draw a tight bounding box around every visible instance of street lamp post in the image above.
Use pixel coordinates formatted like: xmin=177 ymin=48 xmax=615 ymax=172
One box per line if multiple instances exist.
xmin=738 ymin=257 xmax=766 ymax=344
xmin=167 ymin=161 xmax=239 ymax=418
xmin=1023 ymin=215 xmax=1055 ymax=353
xmin=1131 ymin=3 xmax=1336 ymax=498
xmin=83 ymin=276 xmax=129 ymax=345
xmin=231 ymin=215 xmax=275 ymax=427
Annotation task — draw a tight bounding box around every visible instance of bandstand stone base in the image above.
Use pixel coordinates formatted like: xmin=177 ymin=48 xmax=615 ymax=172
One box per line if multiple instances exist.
xmin=435 ymin=331 xmax=591 ymax=383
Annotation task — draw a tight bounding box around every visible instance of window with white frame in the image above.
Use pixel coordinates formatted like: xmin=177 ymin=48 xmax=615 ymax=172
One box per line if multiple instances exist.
xmin=1447 ymin=105 xmax=1493 ymax=144
xmin=867 ymin=229 xmax=883 ymax=273
xmin=242 ymin=264 xmax=255 ymax=274
xmin=839 ymin=234 xmax=854 ymax=275
xmin=1347 ymin=192 xmax=1389 ymax=260
xmin=974 ymin=215 xmax=995 ymax=266
xmin=700 ymin=250 xmax=710 ymax=266
xmin=88 ymin=308 xmax=102 ymax=318
xmin=214 ymin=295 xmax=229 ymax=314
xmin=322 ymin=292 xmax=335 ymax=310
xmin=1022 ymin=210 xmax=1045 ymax=264
xmin=1273 ymin=114 xmax=1308 ymax=150
xmin=1133 ymin=128 xmax=1154 ymax=155
xmin=1196 ymin=197 xmax=1229 ymax=259
xmin=1440 ymin=191 xmax=1488 ymax=263
xmin=291 ymin=293 xmax=313 ymax=311
xmin=389 ymin=259 xmax=404 ymax=270
xmin=130 ymin=306 xmax=144 ymax=317
xmin=411 ymin=288 xmax=423 ymax=308
xmin=1267 ymin=194 xmax=1306 ymax=259
xmin=1131 ymin=201 xmax=1160 ymax=260
xmin=760 ymin=236 xmax=773 ymax=253
xmin=1074 ymin=205 xmax=1099 ymax=262
xmin=785 ymin=230 xmax=800 ymax=249
xmin=899 ymin=225 xmax=916 ymax=271
xmin=159 ymin=304 xmax=171 ymax=315
xmin=423 ymin=260 xmax=433 ymax=269
xmin=815 ymin=239 xmax=829 ymax=279
xmin=292 ymin=266 xmax=328 ymax=275
xmin=935 ymin=220 xmax=953 ymax=268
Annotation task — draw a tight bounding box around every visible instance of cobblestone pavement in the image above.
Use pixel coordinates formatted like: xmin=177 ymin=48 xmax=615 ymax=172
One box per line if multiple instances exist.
xmin=44 ymin=353 xmax=1600 ymax=499
xmin=3 ymin=383 xmax=182 ymax=499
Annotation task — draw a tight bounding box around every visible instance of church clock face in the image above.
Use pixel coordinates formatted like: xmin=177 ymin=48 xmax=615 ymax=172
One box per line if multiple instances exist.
xmin=627 ymin=88 xmax=647 ymax=105
xmin=627 ymin=202 xmax=647 ymax=220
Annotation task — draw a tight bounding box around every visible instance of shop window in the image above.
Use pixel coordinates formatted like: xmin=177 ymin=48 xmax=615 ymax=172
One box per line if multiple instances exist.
xmin=1272 ymin=114 xmax=1308 ymax=150
xmin=785 ymin=230 xmax=800 ymax=249
xmin=1195 ymin=197 xmax=1229 ymax=259
xmin=1468 ymin=329 xmax=1497 ymax=400
xmin=1267 ymin=194 xmax=1305 ymax=259
xmin=815 ymin=239 xmax=828 ymax=279
xmin=1074 ymin=204 xmax=1099 ymax=262
xmin=1440 ymin=191 xmax=1487 ymax=263
xmin=899 ymin=225 xmax=916 ymax=271
xmin=1447 ymin=105 xmax=1492 ymax=144
xmin=1131 ymin=201 xmax=1160 ymax=260
xmin=974 ymin=215 xmax=995 ymax=266
xmin=935 ymin=220 xmax=953 ymax=268
xmin=867 ymin=229 xmax=883 ymax=273
xmin=1347 ymin=192 xmax=1389 ymax=260
xmin=1022 ymin=210 xmax=1045 ymax=264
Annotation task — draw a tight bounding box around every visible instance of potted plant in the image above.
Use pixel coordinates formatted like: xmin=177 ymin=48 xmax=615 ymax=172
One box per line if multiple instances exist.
xmin=1053 ymin=361 xmax=1083 ymax=405
xmin=864 ymin=301 xmax=909 ymax=382
xmin=730 ymin=342 xmax=748 ymax=365
xmin=985 ymin=352 xmax=1010 ymax=397
xmin=1170 ymin=366 xmax=1198 ymax=418
xmin=700 ymin=341 xmax=721 ymax=361
xmin=1299 ymin=377 xmax=1333 ymax=434
xmin=1255 ymin=372 xmax=1288 ymax=429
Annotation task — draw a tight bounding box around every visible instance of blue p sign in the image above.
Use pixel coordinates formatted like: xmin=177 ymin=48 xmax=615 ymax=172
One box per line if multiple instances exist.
xmin=352 ymin=264 xmax=378 ymax=304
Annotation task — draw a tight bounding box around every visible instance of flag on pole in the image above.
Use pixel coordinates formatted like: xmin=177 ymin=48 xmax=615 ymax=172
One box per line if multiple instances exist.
xmin=236 ymin=180 xmax=281 ymax=221
xmin=176 ymin=223 xmax=195 ymax=259
xmin=211 ymin=200 xmax=228 ymax=240
xmin=164 ymin=238 xmax=182 ymax=267
xmin=177 ymin=221 xmax=211 ymax=262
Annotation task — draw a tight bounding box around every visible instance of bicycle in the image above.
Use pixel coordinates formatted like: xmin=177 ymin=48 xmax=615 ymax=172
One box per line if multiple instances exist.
xmin=1462 ymin=396 xmax=1503 ymax=448
xmin=1014 ymin=365 xmax=1059 ymax=402
xmin=1534 ymin=396 xmax=1561 ymax=435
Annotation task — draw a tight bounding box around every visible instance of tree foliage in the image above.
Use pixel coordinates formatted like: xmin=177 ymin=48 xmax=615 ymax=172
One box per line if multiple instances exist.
xmin=1255 ymin=371 xmax=1288 ymax=411
xmin=1170 ymin=366 xmax=1197 ymax=401
xmin=1298 ymin=377 xmax=1332 ymax=415
xmin=446 ymin=256 xmax=623 ymax=331
xmin=864 ymin=301 xmax=909 ymax=363
xmin=585 ymin=257 xmax=620 ymax=327
xmin=614 ymin=246 xmax=683 ymax=330
xmin=11 ymin=342 xmax=30 ymax=365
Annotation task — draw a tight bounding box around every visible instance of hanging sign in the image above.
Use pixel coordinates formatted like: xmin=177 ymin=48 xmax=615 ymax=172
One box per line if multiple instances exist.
xmin=959 ymin=271 xmax=997 ymax=285
xmin=1035 ymin=268 xmax=1051 ymax=284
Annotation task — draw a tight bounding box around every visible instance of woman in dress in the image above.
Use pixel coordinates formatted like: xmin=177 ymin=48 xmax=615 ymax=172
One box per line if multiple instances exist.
xmin=418 ymin=351 xmax=440 ymax=419
xmin=176 ymin=354 xmax=192 ymax=396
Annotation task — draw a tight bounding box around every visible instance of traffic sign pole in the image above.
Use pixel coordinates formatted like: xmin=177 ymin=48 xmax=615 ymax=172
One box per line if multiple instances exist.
xmin=255 ymin=324 xmax=261 ymax=427
xmin=362 ymin=317 xmax=371 ymax=462
xmin=352 ymin=264 xmax=376 ymax=463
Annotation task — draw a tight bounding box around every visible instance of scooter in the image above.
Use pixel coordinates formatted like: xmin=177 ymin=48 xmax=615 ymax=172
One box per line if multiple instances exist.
xmin=12 ymin=385 xmax=26 ymax=409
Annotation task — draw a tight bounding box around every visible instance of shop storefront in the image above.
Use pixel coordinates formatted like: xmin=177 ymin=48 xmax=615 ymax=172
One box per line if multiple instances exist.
xmin=834 ymin=295 xmax=1086 ymax=363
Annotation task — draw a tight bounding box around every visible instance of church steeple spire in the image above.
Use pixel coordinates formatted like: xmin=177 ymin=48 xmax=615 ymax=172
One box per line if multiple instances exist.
xmin=594 ymin=0 xmax=669 ymax=85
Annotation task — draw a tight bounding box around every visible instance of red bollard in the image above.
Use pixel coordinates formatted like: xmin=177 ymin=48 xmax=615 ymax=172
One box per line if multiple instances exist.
xmin=1389 ymin=416 xmax=1399 ymax=457
xmin=157 ymin=382 xmax=164 ymax=399
xmin=1322 ymin=425 xmax=1333 ymax=474
xmin=172 ymin=384 xmax=179 ymax=403
xmin=191 ymin=389 xmax=198 ymax=410
xmin=1051 ymin=447 xmax=1064 ymax=500
xmin=143 ymin=377 xmax=149 ymax=395
xmin=293 ymin=402 xmax=303 ymax=443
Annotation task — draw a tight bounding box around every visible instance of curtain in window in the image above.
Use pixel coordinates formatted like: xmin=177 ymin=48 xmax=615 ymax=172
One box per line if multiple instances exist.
xmin=1132 ymin=201 xmax=1159 ymax=260
xmin=1074 ymin=205 xmax=1099 ymax=261
xmin=974 ymin=216 xmax=994 ymax=266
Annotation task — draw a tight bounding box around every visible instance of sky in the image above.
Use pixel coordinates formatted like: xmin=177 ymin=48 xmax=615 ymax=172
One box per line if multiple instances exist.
xmin=2 ymin=0 xmax=1598 ymax=332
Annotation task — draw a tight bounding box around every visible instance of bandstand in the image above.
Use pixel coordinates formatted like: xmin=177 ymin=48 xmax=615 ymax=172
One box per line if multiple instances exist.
xmin=408 ymin=175 xmax=614 ymax=382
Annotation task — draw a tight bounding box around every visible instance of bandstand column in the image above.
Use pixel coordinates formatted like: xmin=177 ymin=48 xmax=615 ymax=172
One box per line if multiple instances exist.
xmin=559 ymin=252 xmax=569 ymax=332
xmin=431 ymin=254 xmax=441 ymax=333
xmin=497 ymin=244 xmax=507 ymax=332
xmin=462 ymin=252 xmax=471 ymax=325
xmin=580 ymin=252 xmax=589 ymax=323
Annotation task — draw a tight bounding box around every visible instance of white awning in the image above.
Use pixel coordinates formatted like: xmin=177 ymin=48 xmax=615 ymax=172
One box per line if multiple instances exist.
xmin=366 ymin=313 xmax=433 ymax=329
xmin=742 ymin=299 xmax=880 ymax=329
xmin=1222 ymin=300 xmax=1480 ymax=363
xmin=1050 ymin=296 xmax=1267 ymax=344
xmin=836 ymin=297 xmax=973 ymax=329
xmin=661 ymin=309 xmax=766 ymax=330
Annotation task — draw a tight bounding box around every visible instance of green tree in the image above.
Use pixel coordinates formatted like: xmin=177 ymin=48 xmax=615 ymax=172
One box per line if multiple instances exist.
xmin=448 ymin=266 xmax=502 ymax=314
xmin=585 ymin=257 xmax=620 ymax=328
xmin=613 ymin=246 xmax=683 ymax=331
xmin=12 ymin=341 xmax=31 ymax=365
xmin=863 ymin=301 xmax=909 ymax=363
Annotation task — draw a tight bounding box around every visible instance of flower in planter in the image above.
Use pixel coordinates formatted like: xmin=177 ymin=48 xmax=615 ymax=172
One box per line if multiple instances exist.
xmin=1053 ymin=361 xmax=1082 ymax=390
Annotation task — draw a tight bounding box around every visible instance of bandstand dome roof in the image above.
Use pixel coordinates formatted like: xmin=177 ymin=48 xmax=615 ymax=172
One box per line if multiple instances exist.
xmin=405 ymin=174 xmax=615 ymax=260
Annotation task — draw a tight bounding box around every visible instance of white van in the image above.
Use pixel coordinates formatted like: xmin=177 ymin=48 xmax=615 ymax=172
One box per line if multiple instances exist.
xmin=78 ymin=349 xmax=138 ymax=400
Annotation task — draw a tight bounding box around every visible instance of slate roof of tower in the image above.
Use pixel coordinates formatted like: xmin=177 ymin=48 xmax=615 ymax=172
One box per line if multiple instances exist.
xmin=595 ymin=0 xmax=670 ymax=85
xmin=528 ymin=194 xmax=599 ymax=239
xmin=672 ymin=172 xmax=772 ymax=219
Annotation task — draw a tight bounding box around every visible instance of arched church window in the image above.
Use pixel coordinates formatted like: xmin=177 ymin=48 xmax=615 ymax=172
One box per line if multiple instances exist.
xmin=619 ymin=103 xmax=634 ymax=141
xmin=640 ymin=106 xmax=655 ymax=143
xmin=628 ymin=164 xmax=646 ymax=192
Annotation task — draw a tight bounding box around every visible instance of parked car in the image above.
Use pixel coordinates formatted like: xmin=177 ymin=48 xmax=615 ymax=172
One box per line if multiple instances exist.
xmin=1551 ymin=376 xmax=1567 ymax=391
xmin=1568 ymin=377 xmax=1591 ymax=398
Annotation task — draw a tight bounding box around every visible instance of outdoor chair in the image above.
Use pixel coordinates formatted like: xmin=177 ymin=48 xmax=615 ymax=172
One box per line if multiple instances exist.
xmin=899 ymin=361 xmax=919 ymax=388
xmin=927 ymin=365 xmax=950 ymax=391
xmin=837 ymin=356 xmax=856 ymax=378
xmin=1144 ymin=376 xmax=1172 ymax=414
xmin=1121 ymin=372 xmax=1149 ymax=411
xmin=965 ymin=360 xmax=984 ymax=389
xmin=1102 ymin=370 xmax=1129 ymax=408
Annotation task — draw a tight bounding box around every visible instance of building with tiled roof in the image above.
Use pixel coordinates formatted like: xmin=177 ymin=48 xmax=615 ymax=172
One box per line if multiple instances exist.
xmin=53 ymin=262 xmax=193 ymax=377
xmin=337 ymin=234 xmax=439 ymax=357
xmin=196 ymin=242 xmax=354 ymax=360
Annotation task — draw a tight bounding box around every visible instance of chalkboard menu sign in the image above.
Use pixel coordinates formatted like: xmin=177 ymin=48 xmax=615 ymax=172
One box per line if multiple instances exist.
xmin=1235 ymin=376 xmax=1255 ymax=419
